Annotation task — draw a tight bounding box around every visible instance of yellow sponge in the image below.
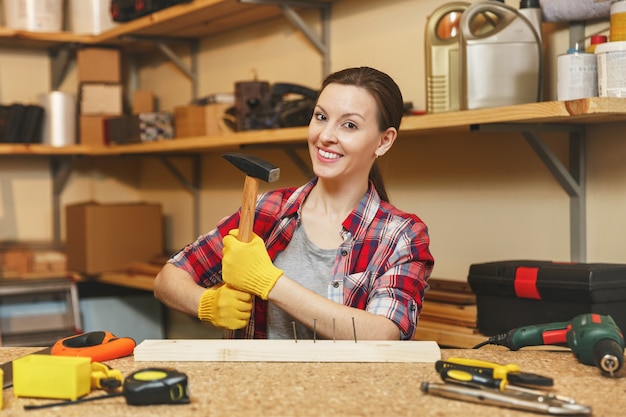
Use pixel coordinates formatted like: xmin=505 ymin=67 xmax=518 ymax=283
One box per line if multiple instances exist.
xmin=13 ymin=354 xmax=91 ymax=401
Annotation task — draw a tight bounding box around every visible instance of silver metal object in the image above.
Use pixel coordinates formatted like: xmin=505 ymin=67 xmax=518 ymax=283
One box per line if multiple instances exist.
xmin=421 ymin=381 xmax=592 ymax=415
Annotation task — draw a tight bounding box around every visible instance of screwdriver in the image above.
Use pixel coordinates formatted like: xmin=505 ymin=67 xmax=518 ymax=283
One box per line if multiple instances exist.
xmin=436 ymin=358 xmax=553 ymax=387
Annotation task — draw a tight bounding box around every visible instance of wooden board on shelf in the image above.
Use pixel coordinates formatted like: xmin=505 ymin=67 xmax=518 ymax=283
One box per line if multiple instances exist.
xmin=400 ymin=97 xmax=626 ymax=136
xmin=3 ymin=98 xmax=626 ymax=157
xmin=134 ymin=339 xmax=441 ymax=363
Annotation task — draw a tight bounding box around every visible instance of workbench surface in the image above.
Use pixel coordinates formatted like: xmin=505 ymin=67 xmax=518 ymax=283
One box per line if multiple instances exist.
xmin=0 ymin=346 xmax=623 ymax=416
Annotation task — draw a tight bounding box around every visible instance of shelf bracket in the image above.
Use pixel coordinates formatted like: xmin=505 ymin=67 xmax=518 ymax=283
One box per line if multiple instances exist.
xmin=49 ymin=44 xmax=78 ymax=91
xmin=121 ymin=36 xmax=200 ymax=99
xmin=239 ymin=0 xmax=332 ymax=76
xmin=473 ymin=123 xmax=586 ymax=262
xmin=158 ymin=155 xmax=202 ymax=238
xmin=51 ymin=157 xmax=73 ymax=245
xmin=156 ymin=39 xmax=200 ymax=99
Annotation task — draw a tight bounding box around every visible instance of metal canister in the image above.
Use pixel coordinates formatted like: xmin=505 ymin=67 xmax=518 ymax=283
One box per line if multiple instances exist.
xmin=557 ymin=49 xmax=598 ymax=101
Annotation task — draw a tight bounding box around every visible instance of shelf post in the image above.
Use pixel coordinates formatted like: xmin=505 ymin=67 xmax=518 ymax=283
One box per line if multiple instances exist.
xmin=475 ymin=123 xmax=587 ymax=262
xmin=51 ymin=157 xmax=73 ymax=245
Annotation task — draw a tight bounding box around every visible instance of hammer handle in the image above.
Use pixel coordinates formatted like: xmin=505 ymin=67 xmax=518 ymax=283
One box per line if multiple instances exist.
xmin=238 ymin=175 xmax=259 ymax=243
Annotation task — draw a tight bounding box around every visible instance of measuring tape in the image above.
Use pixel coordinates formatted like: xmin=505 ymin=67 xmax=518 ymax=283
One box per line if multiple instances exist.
xmin=123 ymin=368 xmax=190 ymax=406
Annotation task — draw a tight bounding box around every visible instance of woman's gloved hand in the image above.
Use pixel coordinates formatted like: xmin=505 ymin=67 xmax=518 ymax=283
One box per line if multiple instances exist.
xmin=221 ymin=229 xmax=283 ymax=300
xmin=197 ymin=284 xmax=253 ymax=329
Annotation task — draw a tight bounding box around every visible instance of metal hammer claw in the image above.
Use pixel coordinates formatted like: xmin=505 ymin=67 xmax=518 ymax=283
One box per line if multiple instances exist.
xmin=223 ymin=152 xmax=280 ymax=242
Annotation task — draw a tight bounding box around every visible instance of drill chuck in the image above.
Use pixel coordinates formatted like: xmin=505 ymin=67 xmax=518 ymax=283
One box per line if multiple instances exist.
xmin=593 ymin=339 xmax=624 ymax=376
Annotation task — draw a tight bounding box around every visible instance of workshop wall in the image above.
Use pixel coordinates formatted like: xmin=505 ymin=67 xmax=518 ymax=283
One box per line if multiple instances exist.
xmin=0 ymin=0 xmax=625 ymax=286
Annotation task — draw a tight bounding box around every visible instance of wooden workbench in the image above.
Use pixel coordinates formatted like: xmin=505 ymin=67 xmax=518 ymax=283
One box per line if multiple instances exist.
xmin=0 ymin=346 xmax=623 ymax=416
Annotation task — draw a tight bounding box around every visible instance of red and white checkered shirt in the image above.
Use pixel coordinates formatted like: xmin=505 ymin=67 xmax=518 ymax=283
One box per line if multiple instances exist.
xmin=169 ymin=178 xmax=434 ymax=339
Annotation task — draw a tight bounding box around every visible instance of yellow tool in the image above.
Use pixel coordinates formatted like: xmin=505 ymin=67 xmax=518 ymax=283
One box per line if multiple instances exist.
xmin=13 ymin=354 xmax=92 ymax=401
xmin=13 ymin=354 xmax=124 ymax=402
xmin=438 ymin=357 xmax=553 ymax=387
xmin=90 ymin=362 xmax=123 ymax=391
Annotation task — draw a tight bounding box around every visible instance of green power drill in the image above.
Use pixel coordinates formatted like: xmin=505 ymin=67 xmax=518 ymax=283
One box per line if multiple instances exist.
xmin=476 ymin=313 xmax=625 ymax=377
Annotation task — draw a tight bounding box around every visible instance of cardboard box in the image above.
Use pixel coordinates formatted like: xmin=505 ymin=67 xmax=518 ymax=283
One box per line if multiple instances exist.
xmin=79 ymin=83 xmax=124 ymax=115
xmin=133 ymin=90 xmax=155 ymax=114
xmin=174 ymin=103 xmax=230 ymax=138
xmin=77 ymin=48 xmax=121 ymax=83
xmin=79 ymin=115 xmax=108 ymax=146
xmin=468 ymin=260 xmax=626 ymax=335
xmin=65 ymin=202 xmax=163 ymax=274
xmin=0 ymin=248 xmax=33 ymax=274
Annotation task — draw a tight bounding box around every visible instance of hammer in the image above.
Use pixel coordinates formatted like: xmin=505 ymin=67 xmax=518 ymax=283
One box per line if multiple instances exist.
xmin=223 ymin=152 xmax=280 ymax=242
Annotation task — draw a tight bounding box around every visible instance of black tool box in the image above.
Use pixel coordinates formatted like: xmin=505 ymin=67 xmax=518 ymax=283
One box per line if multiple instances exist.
xmin=467 ymin=260 xmax=626 ymax=336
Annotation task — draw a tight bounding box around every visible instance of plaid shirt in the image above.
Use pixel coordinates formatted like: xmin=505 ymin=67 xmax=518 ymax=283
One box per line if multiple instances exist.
xmin=169 ymin=178 xmax=434 ymax=339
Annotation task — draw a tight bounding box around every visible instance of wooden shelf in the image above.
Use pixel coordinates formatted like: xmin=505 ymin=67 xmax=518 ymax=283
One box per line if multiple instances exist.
xmin=0 ymin=0 xmax=334 ymax=50
xmin=400 ymin=97 xmax=626 ymax=135
xmin=3 ymin=98 xmax=626 ymax=157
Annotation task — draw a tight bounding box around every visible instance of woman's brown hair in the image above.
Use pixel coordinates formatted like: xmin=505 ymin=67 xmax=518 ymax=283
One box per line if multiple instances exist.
xmin=320 ymin=67 xmax=404 ymax=202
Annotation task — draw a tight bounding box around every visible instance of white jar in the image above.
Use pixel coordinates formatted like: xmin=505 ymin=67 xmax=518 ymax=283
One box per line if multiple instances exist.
xmin=595 ymin=41 xmax=626 ymax=97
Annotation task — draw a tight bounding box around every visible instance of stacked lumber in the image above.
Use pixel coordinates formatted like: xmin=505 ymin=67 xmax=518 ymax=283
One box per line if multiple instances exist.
xmin=414 ymin=278 xmax=488 ymax=348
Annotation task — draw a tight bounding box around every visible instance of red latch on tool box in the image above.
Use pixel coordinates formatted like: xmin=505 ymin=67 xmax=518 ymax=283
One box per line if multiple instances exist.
xmin=514 ymin=266 xmax=542 ymax=300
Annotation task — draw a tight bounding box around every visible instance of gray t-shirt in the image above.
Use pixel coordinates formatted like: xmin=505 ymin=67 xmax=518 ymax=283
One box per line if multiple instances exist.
xmin=267 ymin=225 xmax=336 ymax=339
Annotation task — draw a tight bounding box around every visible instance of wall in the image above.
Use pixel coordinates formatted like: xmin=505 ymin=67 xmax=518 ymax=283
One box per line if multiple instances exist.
xmin=1 ymin=0 xmax=625 ymax=286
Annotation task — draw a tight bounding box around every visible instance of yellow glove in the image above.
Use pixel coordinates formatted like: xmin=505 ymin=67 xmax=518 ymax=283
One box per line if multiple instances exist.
xmin=222 ymin=229 xmax=283 ymax=300
xmin=197 ymin=284 xmax=253 ymax=330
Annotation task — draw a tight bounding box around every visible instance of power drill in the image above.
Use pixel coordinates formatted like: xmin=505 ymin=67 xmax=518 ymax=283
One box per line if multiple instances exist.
xmin=477 ymin=313 xmax=625 ymax=377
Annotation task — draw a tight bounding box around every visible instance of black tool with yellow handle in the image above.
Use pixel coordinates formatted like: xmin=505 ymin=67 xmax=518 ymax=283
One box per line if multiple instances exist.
xmin=435 ymin=358 xmax=553 ymax=387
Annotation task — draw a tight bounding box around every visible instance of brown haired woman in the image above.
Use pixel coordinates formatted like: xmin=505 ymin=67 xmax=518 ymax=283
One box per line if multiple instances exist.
xmin=154 ymin=67 xmax=434 ymax=340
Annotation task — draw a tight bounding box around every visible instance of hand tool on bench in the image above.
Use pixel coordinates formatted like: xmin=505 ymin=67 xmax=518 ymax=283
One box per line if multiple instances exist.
xmin=24 ymin=367 xmax=190 ymax=410
xmin=223 ymin=152 xmax=280 ymax=242
xmin=1 ymin=330 xmax=135 ymax=389
xmin=421 ymin=380 xmax=592 ymax=416
xmin=436 ymin=358 xmax=553 ymax=387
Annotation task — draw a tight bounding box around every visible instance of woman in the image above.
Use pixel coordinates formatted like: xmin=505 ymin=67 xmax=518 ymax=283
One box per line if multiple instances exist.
xmin=153 ymin=66 xmax=434 ymax=340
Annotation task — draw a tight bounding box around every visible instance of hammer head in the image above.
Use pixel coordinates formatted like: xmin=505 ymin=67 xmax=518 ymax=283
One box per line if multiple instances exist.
xmin=223 ymin=152 xmax=280 ymax=183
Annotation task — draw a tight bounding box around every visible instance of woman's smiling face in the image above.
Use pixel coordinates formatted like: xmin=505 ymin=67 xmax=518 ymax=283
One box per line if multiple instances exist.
xmin=307 ymin=83 xmax=387 ymax=183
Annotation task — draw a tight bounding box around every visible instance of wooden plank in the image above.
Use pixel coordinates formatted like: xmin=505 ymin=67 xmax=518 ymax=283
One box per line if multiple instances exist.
xmin=427 ymin=278 xmax=474 ymax=294
xmin=400 ymin=97 xmax=626 ymax=136
xmin=424 ymin=289 xmax=476 ymax=305
xmin=134 ymin=339 xmax=441 ymax=363
xmin=3 ymin=98 xmax=626 ymax=157
xmin=414 ymin=325 xmax=487 ymax=349
xmin=420 ymin=301 xmax=477 ymax=326
xmin=418 ymin=318 xmax=479 ymax=335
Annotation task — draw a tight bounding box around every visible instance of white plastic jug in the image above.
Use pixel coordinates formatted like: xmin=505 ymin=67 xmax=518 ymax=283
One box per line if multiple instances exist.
xmin=460 ymin=1 xmax=542 ymax=110
xmin=425 ymin=2 xmax=470 ymax=113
